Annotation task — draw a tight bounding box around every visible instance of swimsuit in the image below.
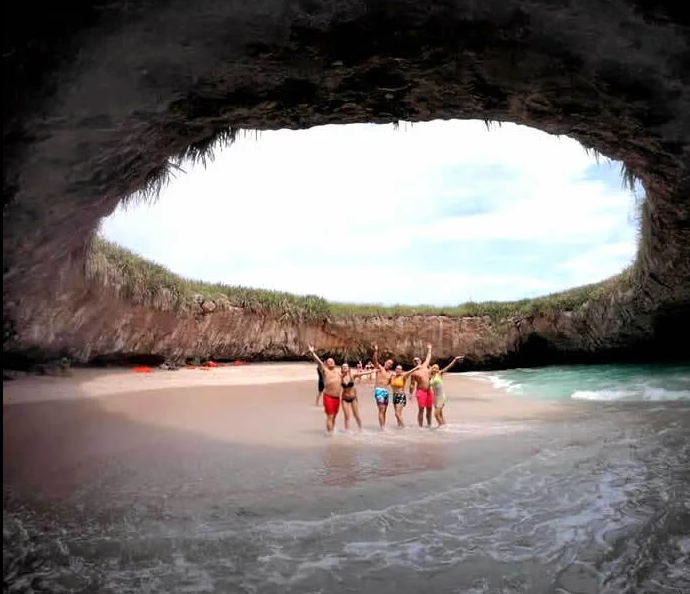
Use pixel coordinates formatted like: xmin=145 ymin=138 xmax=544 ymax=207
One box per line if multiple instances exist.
xmin=415 ymin=387 xmax=434 ymax=409
xmin=430 ymin=375 xmax=447 ymax=408
xmin=374 ymin=387 xmax=389 ymax=405
xmin=390 ymin=376 xmax=406 ymax=406
xmin=390 ymin=376 xmax=405 ymax=390
xmin=341 ymin=377 xmax=356 ymax=403
xmin=323 ymin=393 xmax=340 ymax=416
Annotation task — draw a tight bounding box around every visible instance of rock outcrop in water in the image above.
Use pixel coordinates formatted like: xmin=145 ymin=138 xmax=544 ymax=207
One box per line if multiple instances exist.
xmin=3 ymin=1 xmax=689 ymax=367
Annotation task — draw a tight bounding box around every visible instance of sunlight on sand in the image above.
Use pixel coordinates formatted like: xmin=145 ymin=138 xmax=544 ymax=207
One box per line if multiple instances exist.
xmin=4 ymin=364 xmax=563 ymax=452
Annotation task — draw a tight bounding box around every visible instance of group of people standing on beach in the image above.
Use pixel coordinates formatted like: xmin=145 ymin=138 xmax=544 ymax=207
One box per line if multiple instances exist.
xmin=309 ymin=343 xmax=464 ymax=434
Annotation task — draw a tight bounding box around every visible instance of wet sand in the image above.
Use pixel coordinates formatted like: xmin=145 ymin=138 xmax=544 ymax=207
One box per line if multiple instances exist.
xmin=3 ymin=363 xmax=564 ymax=503
xmin=3 ymin=362 xmax=563 ymax=457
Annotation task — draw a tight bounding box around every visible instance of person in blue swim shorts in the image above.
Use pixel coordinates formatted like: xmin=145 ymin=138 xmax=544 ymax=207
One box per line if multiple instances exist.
xmin=371 ymin=343 xmax=394 ymax=429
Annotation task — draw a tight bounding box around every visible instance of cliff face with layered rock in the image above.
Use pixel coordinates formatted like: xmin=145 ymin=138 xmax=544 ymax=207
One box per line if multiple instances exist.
xmin=3 ymin=0 xmax=689 ymax=367
xmin=5 ymin=256 xmax=673 ymax=370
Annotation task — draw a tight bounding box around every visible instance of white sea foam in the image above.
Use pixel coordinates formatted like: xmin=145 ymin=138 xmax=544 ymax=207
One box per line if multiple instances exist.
xmin=571 ymin=388 xmax=690 ymax=401
xmin=571 ymin=389 xmax=635 ymax=401
xmin=250 ymin=439 xmax=655 ymax=585
xmin=328 ymin=421 xmax=533 ymax=446
xmin=464 ymin=372 xmax=522 ymax=393
xmin=468 ymin=365 xmax=690 ymax=403
xmin=8 ymin=419 xmax=688 ymax=594
xmin=461 ymin=372 xmax=495 ymax=383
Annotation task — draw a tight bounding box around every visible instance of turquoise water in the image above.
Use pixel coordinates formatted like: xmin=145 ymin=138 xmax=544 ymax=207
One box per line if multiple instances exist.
xmin=467 ymin=362 xmax=690 ymax=401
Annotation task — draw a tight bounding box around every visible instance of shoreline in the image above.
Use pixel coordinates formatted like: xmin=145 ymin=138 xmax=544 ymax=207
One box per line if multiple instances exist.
xmin=2 ymin=362 xmax=555 ymax=409
xmin=2 ymin=362 xmax=317 ymax=404
xmin=4 ymin=369 xmax=688 ymax=594
xmin=2 ymin=363 xmax=573 ymax=456
xmin=3 ymin=363 xmax=571 ymax=501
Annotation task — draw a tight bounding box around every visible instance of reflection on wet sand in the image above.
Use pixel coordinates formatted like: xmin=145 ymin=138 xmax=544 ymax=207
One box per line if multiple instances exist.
xmin=319 ymin=439 xmax=449 ymax=487
xmin=2 ymin=370 xmax=559 ymax=509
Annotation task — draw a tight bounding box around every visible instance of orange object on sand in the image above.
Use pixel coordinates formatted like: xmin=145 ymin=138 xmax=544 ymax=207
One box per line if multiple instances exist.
xmin=132 ymin=366 xmax=153 ymax=373
xmin=206 ymin=361 xmax=218 ymax=368
xmin=234 ymin=360 xmax=244 ymax=366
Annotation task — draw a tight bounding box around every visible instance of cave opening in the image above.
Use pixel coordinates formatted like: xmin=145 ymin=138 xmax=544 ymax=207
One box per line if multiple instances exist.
xmin=3 ymin=5 xmax=690 ymax=594
xmin=98 ymin=119 xmax=642 ymax=310
xmin=2 ymin=0 xmax=688 ymax=367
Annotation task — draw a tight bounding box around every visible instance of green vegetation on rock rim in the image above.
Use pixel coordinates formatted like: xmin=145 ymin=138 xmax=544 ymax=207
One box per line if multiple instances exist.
xmin=90 ymin=236 xmax=635 ymax=322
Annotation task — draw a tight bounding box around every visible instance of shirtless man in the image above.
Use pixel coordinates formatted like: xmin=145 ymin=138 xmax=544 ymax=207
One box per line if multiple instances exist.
xmin=408 ymin=343 xmax=434 ymax=428
xmin=371 ymin=343 xmax=395 ymax=429
xmin=308 ymin=346 xmax=342 ymax=434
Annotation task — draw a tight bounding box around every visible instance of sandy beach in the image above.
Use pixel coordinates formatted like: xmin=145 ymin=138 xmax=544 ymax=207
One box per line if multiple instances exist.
xmin=3 ymin=363 xmax=564 ymax=449
xmin=6 ymin=363 xmax=687 ymax=593
xmin=3 ymin=362 xmax=565 ymax=500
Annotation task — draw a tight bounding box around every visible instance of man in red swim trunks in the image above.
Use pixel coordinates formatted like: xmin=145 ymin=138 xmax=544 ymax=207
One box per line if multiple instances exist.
xmin=408 ymin=343 xmax=434 ymax=428
xmin=308 ymin=345 xmax=342 ymax=434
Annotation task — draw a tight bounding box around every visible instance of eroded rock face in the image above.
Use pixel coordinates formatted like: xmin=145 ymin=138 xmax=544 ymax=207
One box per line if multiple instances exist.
xmin=3 ymin=1 xmax=689 ymax=364
xmin=4 ymin=260 xmax=678 ymax=369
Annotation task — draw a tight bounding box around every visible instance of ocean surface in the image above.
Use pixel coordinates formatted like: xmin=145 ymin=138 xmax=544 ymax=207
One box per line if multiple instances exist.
xmin=467 ymin=362 xmax=690 ymax=402
xmin=4 ymin=364 xmax=690 ymax=594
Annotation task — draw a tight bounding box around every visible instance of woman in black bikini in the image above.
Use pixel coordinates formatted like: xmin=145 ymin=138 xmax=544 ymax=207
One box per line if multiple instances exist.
xmin=340 ymin=363 xmax=375 ymax=431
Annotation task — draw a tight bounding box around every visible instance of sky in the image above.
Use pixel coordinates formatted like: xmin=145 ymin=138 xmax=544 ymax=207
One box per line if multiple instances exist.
xmin=100 ymin=120 xmax=641 ymax=306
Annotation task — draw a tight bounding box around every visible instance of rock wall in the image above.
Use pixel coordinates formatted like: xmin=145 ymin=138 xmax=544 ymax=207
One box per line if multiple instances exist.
xmin=6 ymin=258 xmax=675 ymax=370
xmin=3 ymin=0 xmax=689 ymax=365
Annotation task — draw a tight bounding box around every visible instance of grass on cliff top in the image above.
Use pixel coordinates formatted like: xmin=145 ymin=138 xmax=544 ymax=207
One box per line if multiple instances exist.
xmin=89 ymin=236 xmax=634 ymax=321
xmin=88 ymin=236 xmax=332 ymax=319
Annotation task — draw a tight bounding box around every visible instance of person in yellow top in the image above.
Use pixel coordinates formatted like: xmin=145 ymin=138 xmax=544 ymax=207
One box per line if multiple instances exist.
xmin=389 ymin=363 xmax=421 ymax=428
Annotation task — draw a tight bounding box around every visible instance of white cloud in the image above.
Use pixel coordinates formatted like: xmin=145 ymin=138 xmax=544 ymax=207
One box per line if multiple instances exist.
xmin=101 ymin=120 xmax=638 ymax=305
xmin=561 ymin=242 xmax=636 ymax=284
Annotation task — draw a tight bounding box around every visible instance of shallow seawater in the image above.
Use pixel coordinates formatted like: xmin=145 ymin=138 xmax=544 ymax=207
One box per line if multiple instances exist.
xmin=468 ymin=362 xmax=690 ymax=402
xmin=4 ymin=394 xmax=690 ymax=594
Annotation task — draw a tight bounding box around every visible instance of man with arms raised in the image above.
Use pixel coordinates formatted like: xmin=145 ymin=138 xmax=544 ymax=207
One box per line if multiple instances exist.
xmin=371 ymin=343 xmax=395 ymax=429
xmin=308 ymin=346 xmax=342 ymax=435
xmin=408 ymin=343 xmax=434 ymax=428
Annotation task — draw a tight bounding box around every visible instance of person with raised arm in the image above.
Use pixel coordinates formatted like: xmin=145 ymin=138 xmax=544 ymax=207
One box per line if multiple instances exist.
xmin=355 ymin=361 xmax=364 ymax=383
xmin=408 ymin=343 xmax=434 ymax=428
xmin=371 ymin=343 xmax=395 ymax=430
xmin=315 ymin=364 xmax=325 ymax=406
xmin=364 ymin=361 xmax=375 ymax=383
xmin=430 ymin=355 xmax=465 ymax=427
xmin=339 ymin=363 xmax=376 ymax=431
xmin=389 ymin=363 xmax=421 ymax=428
xmin=408 ymin=356 xmax=422 ymax=395
xmin=308 ymin=346 xmax=342 ymax=435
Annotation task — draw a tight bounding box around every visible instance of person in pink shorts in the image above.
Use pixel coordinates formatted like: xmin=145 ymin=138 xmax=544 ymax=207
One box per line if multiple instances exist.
xmin=408 ymin=343 xmax=434 ymax=428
